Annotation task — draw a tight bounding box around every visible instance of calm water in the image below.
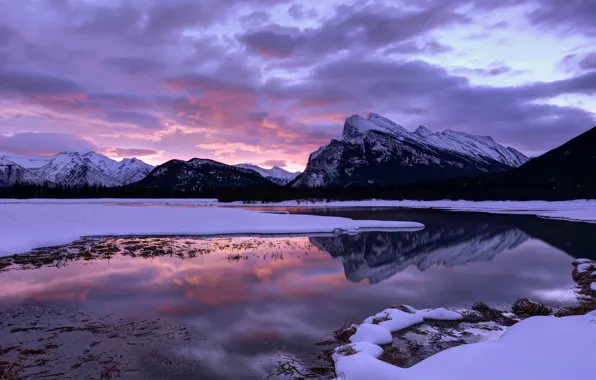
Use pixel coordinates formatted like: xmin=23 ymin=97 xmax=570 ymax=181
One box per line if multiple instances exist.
xmin=1 ymin=208 xmax=595 ymax=379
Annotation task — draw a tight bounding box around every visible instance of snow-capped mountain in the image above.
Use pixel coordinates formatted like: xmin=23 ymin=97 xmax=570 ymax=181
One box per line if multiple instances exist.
xmin=311 ymin=225 xmax=529 ymax=284
xmin=0 ymin=150 xmax=154 ymax=187
xmin=135 ymin=158 xmax=278 ymax=193
xmin=293 ymin=113 xmax=529 ymax=187
xmin=0 ymin=158 xmax=47 ymax=186
xmin=235 ymin=164 xmax=300 ymax=185
xmin=0 ymin=152 xmax=52 ymax=168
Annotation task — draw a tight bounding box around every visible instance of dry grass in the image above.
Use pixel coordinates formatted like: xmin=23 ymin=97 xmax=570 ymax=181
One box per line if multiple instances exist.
xmin=511 ymin=298 xmax=552 ymax=317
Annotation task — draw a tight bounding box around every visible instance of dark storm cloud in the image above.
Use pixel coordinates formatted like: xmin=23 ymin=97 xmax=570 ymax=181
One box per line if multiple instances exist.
xmin=528 ymin=0 xmax=596 ymax=36
xmin=265 ymin=55 xmax=596 ymax=152
xmin=104 ymin=57 xmax=166 ymax=75
xmin=0 ymin=132 xmax=97 ymax=155
xmin=579 ymin=53 xmax=596 ymax=70
xmin=239 ymin=29 xmax=303 ymax=58
xmin=105 ymin=110 xmax=165 ymax=130
xmin=239 ymin=4 xmax=469 ymax=60
xmin=0 ymin=23 xmax=20 ymax=45
xmin=0 ymin=69 xmax=82 ymax=96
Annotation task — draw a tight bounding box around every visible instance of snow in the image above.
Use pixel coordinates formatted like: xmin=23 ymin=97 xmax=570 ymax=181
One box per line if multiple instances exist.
xmin=227 ymin=199 xmax=596 ymax=223
xmin=338 ymin=113 xmax=528 ymax=167
xmin=423 ymin=308 xmax=463 ymax=321
xmin=334 ymin=312 xmax=596 ymax=380
xmin=235 ymin=163 xmax=300 ymax=185
xmin=333 ymin=342 xmax=384 ymax=361
xmin=1 ymin=150 xmax=153 ymax=187
xmin=0 ymin=201 xmax=423 ymax=256
xmin=577 ymin=263 xmax=595 ymax=273
xmin=591 ymin=283 xmax=596 ymax=291
xmin=349 ymin=324 xmax=393 ymax=345
xmin=371 ymin=308 xmax=426 ymax=332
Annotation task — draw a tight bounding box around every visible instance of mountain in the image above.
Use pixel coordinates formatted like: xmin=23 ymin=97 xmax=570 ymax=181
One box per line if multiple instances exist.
xmin=292 ymin=113 xmax=529 ymax=187
xmin=0 ymin=150 xmax=154 ymax=187
xmin=235 ymin=164 xmax=300 ymax=185
xmin=0 ymin=158 xmax=47 ymax=186
xmin=0 ymin=152 xmax=52 ymax=168
xmin=134 ymin=158 xmax=278 ymax=193
xmin=311 ymin=225 xmax=529 ymax=284
xmin=487 ymin=126 xmax=596 ymax=188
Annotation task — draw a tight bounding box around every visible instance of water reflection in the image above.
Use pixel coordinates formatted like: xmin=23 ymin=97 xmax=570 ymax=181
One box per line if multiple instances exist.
xmin=0 ymin=209 xmax=594 ymax=379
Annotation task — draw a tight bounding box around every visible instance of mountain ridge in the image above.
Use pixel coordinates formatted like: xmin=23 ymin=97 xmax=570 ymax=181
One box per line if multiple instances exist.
xmin=292 ymin=113 xmax=529 ymax=188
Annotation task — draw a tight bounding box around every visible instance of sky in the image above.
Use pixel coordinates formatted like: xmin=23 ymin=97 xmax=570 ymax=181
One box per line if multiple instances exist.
xmin=0 ymin=0 xmax=594 ymax=171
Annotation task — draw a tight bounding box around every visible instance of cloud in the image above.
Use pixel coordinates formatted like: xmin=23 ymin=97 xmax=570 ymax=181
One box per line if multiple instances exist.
xmin=111 ymin=148 xmax=159 ymax=157
xmin=239 ymin=5 xmax=469 ymax=61
xmin=104 ymin=57 xmax=165 ymax=75
xmin=0 ymin=132 xmax=97 ymax=155
xmin=453 ymin=63 xmax=527 ymax=77
xmin=0 ymin=69 xmax=82 ymax=96
xmin=260 ymin=159 xmax=287 ymax=168
xmin=239 ymin=28 xmax=303 ymax=58
xmin=104 ymin=110 xmax=165 ymax=130
xmin=386 ymin=39 xmax=453 ymax=55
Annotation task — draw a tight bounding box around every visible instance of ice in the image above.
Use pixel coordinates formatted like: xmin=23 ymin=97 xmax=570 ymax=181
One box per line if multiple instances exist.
xmin=221 ymin=199 xmax=596 ymax=223
xmin=423 ymin=308 xmax=463 ymax=321
xmin=0 ymin=201 xmax=424 ymax=256
xmin=335 ymin=313 xmax=596 ymax=380
xmin=349 ymin=323 xmax=393 ymax=345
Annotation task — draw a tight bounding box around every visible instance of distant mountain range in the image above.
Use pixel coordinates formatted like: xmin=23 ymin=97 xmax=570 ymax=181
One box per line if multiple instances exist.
xmin=132 ymin=158 xmax=278 ymax=193
xmin=292 ymin=113 xmax=529 ymax=187
xmin=235 ymin=164 xmax=300 ymax=185
xmin=0 ymin=150 xmax=153 ymax=187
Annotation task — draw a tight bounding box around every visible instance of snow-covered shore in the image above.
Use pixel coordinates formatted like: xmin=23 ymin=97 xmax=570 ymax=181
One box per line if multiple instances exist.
xmin=2 ymin=198 xmax=595 ymax=223
xmin=333 ymin=305 xmax=596 ymax=380
xmin=0 ymin=202 xmax=423 ymax=256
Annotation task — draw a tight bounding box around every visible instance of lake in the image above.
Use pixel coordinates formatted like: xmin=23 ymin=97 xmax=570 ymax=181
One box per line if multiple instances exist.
xmin=1 ymin=207 xmax=594 ymax=379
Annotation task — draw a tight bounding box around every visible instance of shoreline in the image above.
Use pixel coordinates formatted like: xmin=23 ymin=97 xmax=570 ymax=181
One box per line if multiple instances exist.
xmin=321 ymin=258 xmax=596 ymax=379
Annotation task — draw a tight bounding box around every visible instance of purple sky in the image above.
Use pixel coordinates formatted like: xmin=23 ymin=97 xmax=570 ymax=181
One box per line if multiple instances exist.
xmin=0 ymin=0 xmax=594 ymax=170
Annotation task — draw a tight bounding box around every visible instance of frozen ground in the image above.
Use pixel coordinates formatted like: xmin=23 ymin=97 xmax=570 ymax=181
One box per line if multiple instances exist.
xmin=333 ymin=305 xmax=596 ymax=380
xmin=0 ymin=202 xmax=423 ymax=256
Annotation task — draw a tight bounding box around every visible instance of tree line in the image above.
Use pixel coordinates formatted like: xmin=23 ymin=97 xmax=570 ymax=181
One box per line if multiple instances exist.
xmin=1 ymin=179 xmax=594 ymax=202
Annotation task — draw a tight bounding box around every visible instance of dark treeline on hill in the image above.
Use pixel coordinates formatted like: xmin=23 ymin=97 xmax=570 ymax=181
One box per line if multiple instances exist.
xmin=1 ymin=180 xmax=594 ymax=202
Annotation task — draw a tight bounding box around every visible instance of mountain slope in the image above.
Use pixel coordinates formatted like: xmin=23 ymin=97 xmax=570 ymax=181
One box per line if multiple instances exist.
xmin=235 ymin=164 xmax=300 ymax=185
xmin=293 ymin=113 xmax=528 ymax=188
xmin=33 ymin=151 xmax=122 ymax=187
xmin=492 ymin=126 xmax=596 ymax=187
xmin=0 ymin=158 xmax=47 ymax=186
xmin=7 ymin=150 xmax=156 ymax=187
xmin=108 ymin=158 xmax=154 ymax=185
xmin=135 ymin=158 xmax=278 ymax=193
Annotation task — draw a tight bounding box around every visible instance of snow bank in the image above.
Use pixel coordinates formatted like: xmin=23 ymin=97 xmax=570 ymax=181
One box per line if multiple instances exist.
xmin=334 ymin=310 xmax=596 ymax=380
xmin=0 ymin=203 xmax=423 ymax=256
xmin=423 ymin=308 xmax=463 ymax=321
xmin=3 ymin=199 xmax=595 ymax=223
xmin=222 ymin=199 xmax=596 ymax=223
